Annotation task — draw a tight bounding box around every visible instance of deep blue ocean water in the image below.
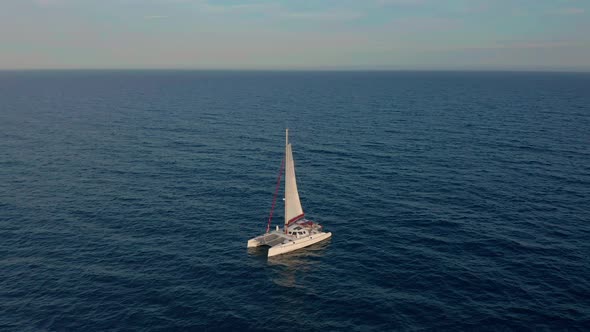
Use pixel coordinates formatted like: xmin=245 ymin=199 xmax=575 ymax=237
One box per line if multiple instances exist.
xmin=1 ymin=70 xmax=589 ymax=331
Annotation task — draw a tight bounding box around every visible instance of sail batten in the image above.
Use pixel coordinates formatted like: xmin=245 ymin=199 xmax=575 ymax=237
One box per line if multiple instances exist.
xmin=284 ymin=132 xmax=304 ymax=226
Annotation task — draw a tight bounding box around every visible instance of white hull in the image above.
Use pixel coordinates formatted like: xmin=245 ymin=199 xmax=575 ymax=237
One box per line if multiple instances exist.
xmin=268 ymin=231 xmax=332 ymax=257
xmin=247 ymin=230 xmax=332 ymax=257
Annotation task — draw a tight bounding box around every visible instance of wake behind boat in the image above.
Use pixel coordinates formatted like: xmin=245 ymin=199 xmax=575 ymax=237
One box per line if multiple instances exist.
xmin=247 ymin=129 xmax=332 ymax=257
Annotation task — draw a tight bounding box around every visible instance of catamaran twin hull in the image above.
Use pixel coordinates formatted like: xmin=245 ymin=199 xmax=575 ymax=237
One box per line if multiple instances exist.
xmin=247 ymin=129 xmax=332 ymax=257
xmin=248 ymin=231 xmax=332 ymax=257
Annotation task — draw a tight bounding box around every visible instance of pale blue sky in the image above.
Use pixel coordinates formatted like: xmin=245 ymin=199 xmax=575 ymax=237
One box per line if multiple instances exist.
xmin=1 ymin=0 xmax=589 ymax=70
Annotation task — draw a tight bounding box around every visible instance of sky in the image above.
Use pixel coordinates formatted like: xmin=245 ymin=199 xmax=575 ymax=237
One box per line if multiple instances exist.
xmin=1 ymin=0 xmax=589 ymax=70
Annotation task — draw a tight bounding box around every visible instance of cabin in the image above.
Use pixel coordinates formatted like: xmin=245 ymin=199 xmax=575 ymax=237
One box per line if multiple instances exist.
xmin=288 ymin=226 xmax=308 ymax=237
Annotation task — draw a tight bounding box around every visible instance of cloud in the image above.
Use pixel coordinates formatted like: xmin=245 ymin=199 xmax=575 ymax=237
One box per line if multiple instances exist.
xmin=200 ymin=2 xmax=280 ymax=14
xmin=33 ymin=0 xmax=65 ymax=6
xmin=464 ymin=41 xmax=585 ymax=50
xmin=144 ymin=15 xmax=169 ymax=20
xmin=376 ymin=0 xmax=425 ymax=5
xmin=281 ymin=11 xmax=363 ymax=21
xmin=198 ymin=2 xmax=363 ymax=21
xmin=552 ymin=7 xmax=585 ymax=15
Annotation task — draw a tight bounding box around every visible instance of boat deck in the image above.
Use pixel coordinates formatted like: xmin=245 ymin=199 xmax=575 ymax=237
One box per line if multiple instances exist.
xmin=249 ymin=231 xmax=292 ymax=247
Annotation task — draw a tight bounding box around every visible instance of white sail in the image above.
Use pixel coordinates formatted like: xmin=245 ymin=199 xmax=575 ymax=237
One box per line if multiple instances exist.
xmin=284 ymin=130 xmax=304 ymax=226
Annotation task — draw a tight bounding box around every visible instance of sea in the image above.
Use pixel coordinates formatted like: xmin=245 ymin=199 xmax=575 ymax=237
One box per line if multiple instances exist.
xmin=1 ymin=70 xmax=589 ymax=331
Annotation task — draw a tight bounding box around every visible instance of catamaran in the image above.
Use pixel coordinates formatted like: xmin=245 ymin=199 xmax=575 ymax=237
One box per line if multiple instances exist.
xmin=247 ymin=129 xmax=332 ymax=257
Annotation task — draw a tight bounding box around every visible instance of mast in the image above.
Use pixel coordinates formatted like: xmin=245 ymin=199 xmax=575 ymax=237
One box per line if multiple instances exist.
xmin=285 ymin=128 xmax=288 ymax=232
xmin=284 ymin=129 xmax=304 ymax=229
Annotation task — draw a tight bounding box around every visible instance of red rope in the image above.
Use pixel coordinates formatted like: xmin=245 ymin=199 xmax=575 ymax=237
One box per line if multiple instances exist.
xmin=266 ymin=157 xmax=285 ymax=233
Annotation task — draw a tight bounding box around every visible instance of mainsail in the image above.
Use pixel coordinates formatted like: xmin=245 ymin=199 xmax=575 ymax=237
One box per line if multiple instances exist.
xmin=284 ymin=129 xmax=304 ymax=226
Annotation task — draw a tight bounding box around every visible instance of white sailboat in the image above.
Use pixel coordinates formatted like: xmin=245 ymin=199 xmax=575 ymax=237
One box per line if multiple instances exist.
xmin=247 ymin=129 xmax=332 ymax=257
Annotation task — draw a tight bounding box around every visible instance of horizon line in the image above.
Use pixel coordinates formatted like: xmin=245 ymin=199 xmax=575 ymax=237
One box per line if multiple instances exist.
xmin=1 ymin=67 xmax=590 ymax=73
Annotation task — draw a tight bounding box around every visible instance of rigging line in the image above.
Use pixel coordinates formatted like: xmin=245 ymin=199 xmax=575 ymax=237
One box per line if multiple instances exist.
xmin=266 ymin=157 xmax=285 ymax=233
